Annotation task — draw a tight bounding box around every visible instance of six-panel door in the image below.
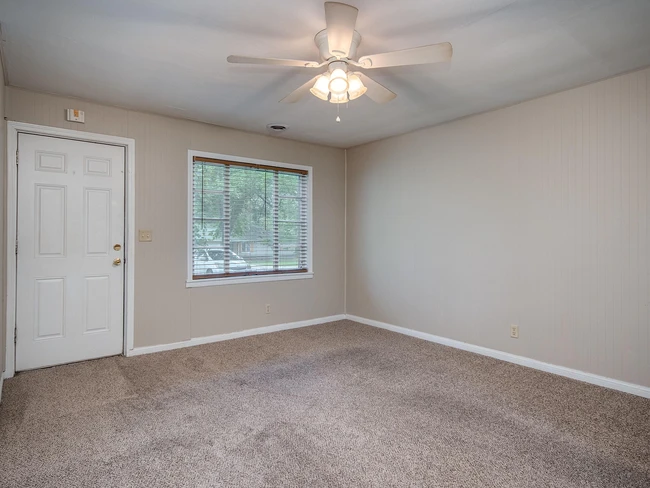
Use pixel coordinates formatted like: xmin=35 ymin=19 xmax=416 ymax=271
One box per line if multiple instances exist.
xmin=16 ymin=133 xmax=125 ymax=371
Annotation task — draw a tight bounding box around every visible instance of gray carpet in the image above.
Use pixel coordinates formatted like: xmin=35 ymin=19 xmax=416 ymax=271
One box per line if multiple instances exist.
xmin=1 ymin=320 xmax=649 ymax=487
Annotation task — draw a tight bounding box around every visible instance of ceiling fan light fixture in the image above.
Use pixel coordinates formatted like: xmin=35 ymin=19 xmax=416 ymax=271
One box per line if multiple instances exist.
xmin=329 ymin=92 xmax=349 ymax=104
xmin=310 ymin=74 xmax=330 ymax=101
xmin=328 ymin=68 xmax=349 ymax=94
xmin=229 ymin=2 xmax=454 ymax=108
xmin=347 ymin=73 xmax=367 ymax=100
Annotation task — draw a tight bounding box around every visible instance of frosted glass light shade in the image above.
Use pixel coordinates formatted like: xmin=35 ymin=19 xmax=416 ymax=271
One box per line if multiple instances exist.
xmin=310 ymin=75 xmax=330 ymax=101
xmin=347 ymin=74 xmax=367 ymax=100
xmin=328 ymin=68 xmax=349 ymax=94
xmin=329 ymin=92 xmax=349 ymax=104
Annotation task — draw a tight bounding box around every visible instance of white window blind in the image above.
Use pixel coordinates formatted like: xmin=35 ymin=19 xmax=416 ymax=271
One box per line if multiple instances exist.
xmin=191 ymin=156 xmax=309 ymax=280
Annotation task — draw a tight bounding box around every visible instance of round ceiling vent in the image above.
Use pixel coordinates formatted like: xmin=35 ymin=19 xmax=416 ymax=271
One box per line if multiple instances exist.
xmin=266 ymin=123 xmax=288 ymax=133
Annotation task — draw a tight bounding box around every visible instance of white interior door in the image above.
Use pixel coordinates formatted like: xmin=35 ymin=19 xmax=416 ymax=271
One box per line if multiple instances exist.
xmin=16 ymin=133 xmax=125 ymax=371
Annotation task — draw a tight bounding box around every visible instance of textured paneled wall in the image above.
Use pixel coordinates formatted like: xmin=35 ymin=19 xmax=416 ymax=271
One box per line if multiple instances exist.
xmin=5 ymin=87 xmax=345 ymax=348
xmin=0 ymin=62 xmax=5 ymax=373
xmin=347 ymin=67 xmax=650 ymax=387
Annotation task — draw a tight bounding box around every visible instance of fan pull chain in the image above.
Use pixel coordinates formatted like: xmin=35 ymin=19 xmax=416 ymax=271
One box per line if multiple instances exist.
xmin=336 ymin=102 xmax=341 ymax=123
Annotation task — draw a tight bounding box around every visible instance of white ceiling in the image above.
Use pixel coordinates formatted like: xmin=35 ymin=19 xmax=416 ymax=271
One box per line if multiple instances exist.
xmin=1 ymin=0 xmax=650 ymax=148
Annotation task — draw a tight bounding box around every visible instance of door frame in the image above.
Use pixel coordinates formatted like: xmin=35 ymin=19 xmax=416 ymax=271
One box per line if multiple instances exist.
xmin=5 ymin=121 xmax=136 ymax=378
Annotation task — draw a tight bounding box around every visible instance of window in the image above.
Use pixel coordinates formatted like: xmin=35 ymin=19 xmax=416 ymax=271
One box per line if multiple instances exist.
xmin=188 ymin=152 xmax=312 ymax=286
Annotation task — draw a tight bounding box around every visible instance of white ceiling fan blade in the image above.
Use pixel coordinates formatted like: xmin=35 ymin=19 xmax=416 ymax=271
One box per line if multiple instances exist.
xmin=357 ymin=73 xmax=396 ymax=103
xmin=324 ymin=2 xmax=358 ymax=58
xmin=280 ymin=75 xmax=321 ymax=103
xmin=227 ymin=56 xmax=320 ymax=68
xmin=358 ymin=42 xmax=452 ymax=69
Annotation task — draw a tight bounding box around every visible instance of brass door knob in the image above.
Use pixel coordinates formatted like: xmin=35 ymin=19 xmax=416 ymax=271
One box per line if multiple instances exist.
xmin=113 ymin=258 xmax=122 ymax=266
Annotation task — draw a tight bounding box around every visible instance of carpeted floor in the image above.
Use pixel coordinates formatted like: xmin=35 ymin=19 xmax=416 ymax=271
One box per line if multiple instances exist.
xmin=1 ymin=320 xmax=649 ymax=487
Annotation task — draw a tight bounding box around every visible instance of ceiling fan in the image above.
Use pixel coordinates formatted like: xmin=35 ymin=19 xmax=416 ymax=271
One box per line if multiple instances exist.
xmin=227 ymin=2 xmax=452 ymax=105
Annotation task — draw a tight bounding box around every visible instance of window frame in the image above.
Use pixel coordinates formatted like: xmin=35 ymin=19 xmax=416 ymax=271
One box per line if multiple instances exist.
xmin=186 ymin=150 xmax=313 ymax=287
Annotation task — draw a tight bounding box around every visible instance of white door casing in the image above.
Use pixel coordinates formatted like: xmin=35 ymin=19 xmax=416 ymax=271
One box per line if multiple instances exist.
xmin=15 ymin=133 xmax=125 ymax=371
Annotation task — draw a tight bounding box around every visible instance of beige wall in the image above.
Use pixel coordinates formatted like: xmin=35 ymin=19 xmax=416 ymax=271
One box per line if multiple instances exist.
xmin=347 ymin=67 xmax=650 ymax=388
xmin=0 ymin=60 xmax=5 ymax=372
xmin=5 ymin=87 xmax=345 ymax=349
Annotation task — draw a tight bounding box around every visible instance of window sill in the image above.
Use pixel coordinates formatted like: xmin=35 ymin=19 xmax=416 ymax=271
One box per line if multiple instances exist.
xmin=186 ymin=272 xmax=313 ymax=287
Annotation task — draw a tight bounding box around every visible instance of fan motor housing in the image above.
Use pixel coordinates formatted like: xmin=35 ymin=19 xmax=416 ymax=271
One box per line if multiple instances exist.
xmin=314 ymin=29 xmax=362 ymax=61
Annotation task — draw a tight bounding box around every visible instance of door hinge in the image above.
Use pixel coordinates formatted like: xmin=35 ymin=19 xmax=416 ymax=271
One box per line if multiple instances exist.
xmin=14 ymin=328 xmax=17 ymax=345
xmin=16 ymin=149 xmax=18 ymax=165
xmin=15 ymin=241 xmax=18 ymax=255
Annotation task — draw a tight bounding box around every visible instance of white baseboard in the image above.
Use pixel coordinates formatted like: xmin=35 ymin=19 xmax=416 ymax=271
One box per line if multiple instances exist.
xmin=346 ymin=314 xmax=650 ymax=399
xmin=127 ymin=314 xmax=346 ymax=357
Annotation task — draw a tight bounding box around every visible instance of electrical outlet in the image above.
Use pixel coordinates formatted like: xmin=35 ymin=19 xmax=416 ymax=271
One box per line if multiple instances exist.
xmin=139 ymin=230 xmax=152 ymax=242
xmin=265 ymin=304 xmax=271 ymax=314
xmin=510 ymin=324 xmax=519 ymax=339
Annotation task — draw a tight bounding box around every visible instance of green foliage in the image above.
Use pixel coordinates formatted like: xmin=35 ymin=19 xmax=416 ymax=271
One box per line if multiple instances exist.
xmin=193 ymin=163 xmax=306 ymax=254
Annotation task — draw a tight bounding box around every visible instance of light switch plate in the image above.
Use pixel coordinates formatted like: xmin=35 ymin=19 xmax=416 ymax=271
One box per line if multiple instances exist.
xmin=139 ymin=230 xmax=152 ymax=242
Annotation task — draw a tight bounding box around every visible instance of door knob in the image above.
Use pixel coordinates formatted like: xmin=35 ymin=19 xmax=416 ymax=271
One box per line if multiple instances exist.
xmin=113 ymin=258 xmax=122 ymax=266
